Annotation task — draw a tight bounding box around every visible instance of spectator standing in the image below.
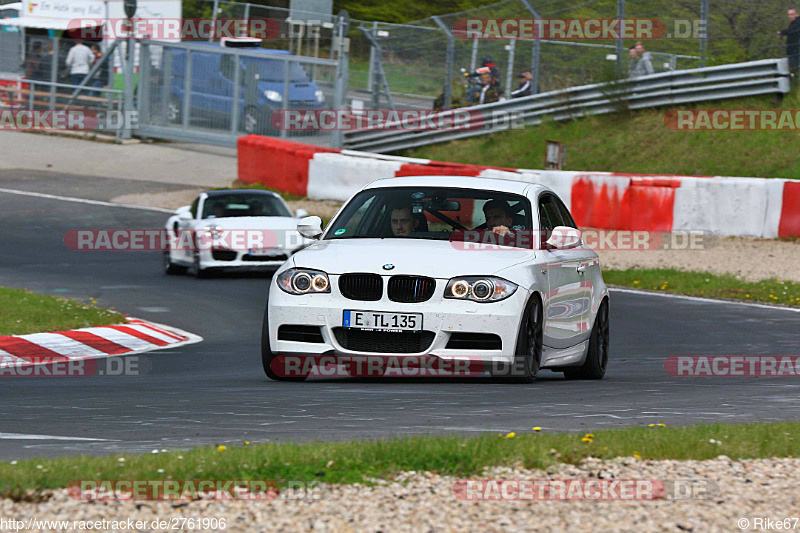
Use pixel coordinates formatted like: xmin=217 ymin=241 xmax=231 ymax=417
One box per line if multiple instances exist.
xmin=779 ymin=8 xmax=800 ymax=73
xmin=478 ymin=70 xmax=500 ymax=105
xmin=65 ymin=40 xmax=94 ymax=86
xmin=33 ymin=43 xmax=54 ymax=81
xmin=22 ymin=42 xmax=42 ymax=79
xmin=89 ymin=44 xmax=109 ymax=96
xmin=511 ymin=70 xmax=532 ymax=98
xmin=634 ymin=42 xmax=654 ymax=76
xmin=627 ymin=45 xmax=639 ymax=78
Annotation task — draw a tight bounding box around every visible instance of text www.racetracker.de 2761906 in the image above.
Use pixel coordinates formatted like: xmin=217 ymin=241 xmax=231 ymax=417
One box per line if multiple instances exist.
xmin=0 ymin=517 xmax=226 ymax=531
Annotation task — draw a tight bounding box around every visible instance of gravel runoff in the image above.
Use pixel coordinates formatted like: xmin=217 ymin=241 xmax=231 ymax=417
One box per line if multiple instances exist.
xmin=3 ymin=456 xmax=799 ymax=532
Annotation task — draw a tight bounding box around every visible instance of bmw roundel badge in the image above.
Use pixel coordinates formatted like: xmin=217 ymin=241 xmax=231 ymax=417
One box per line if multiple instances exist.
xmin=383 ymin=264 xmax=395 ymax=270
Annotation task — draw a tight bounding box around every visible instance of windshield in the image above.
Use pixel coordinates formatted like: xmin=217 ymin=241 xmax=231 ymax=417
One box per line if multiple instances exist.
xmin=325 ymin=187 xmax=534 ymax=248
xmin=247 ymin=58 xmax=311 ymax=82
xmin=202 ymin=194 xmax=291 ymax=219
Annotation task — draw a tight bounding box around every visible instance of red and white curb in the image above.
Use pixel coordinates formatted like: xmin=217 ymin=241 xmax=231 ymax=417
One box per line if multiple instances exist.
xmin=0 ymin=317 xmax=202 ymax=368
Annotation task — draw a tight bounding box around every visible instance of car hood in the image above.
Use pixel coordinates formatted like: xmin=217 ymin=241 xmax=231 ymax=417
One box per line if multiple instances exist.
xmin=292 ymin=238 xmax=534 ymax=278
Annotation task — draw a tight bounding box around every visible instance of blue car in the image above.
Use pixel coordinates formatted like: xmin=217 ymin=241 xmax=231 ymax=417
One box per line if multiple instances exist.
xmin=166 ymin=41 xmax=325 ymax=134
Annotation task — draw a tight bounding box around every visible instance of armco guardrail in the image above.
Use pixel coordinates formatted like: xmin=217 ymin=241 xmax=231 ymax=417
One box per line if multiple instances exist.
xmin=343 ymin=59 xmax=791 ymax=153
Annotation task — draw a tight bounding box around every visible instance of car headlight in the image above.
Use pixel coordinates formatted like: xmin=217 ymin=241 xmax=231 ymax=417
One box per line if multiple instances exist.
xmin=444 ymin=276 xmax=517 ymax=302
xmin=314 ymin=89 xmax=325 ymax=103
xmin=264 ymin=90 xmax=282 ymax=102
xmin=277 ymin=268 xmax=330 ymax=295
xmin=202 ymin=224 xmax=223 ymax=240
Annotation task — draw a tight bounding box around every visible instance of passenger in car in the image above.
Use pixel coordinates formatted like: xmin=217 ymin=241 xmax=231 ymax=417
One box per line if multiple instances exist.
xmin=390 ymin=205 xmax=420 ymax=237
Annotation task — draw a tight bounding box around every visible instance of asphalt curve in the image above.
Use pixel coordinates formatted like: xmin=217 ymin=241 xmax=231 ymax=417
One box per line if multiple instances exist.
xmin=1 ymin=173 xmax=799 ymax=460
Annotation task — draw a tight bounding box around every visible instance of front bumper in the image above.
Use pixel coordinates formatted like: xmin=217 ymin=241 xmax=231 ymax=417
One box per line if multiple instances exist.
xmin=268 ymin=275 xmax=529 ymax=364
xmin=198 ymin=247 xmax=292 ymax=270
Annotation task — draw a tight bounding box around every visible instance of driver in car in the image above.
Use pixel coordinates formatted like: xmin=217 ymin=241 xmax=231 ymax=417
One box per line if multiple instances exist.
xmin=390 ymin=205 xmax=420 ymax=237
xmin=482 ymin=199 xmax=515 ymax=236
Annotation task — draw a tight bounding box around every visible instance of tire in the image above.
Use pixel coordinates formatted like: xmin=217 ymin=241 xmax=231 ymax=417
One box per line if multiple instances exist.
xmin=261 ymin=305 xmax=307 ymax=382
xmin=492 ymin=296 xmax=543 ymax=383
xmin=565 ymin=299 xmax=609 ymax=380
xmin=163 ymin=250 xmax=187 ymax=275
xmin=193 ymin=251 xmax=211 ymax=279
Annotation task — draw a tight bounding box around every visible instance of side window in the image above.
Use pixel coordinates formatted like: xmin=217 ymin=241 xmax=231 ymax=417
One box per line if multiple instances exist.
xmin=538 ymin=195 xmax=563 ymax=233
xmin=553 ymin=196 xmax=577 ymax=229
xmin=190 ymin=198 xmax=199 ymax=219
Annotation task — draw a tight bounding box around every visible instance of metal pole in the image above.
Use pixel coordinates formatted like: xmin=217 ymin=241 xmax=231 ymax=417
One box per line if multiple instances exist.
xmin=431 ymin=16 xmax=453 ymax=110
xmin=280 ymin=60 xmax=290 ymax=139
xmin=49 ymin=37 xmax=59 ymax=111
xmin=616 ymin=0 xmax=625 ymax=77
xmin=182 ymin=50 xmax=192 ymax=130
xmin=699 ymin=0 xmax=709 ymax=67
xmin=230 ymin=49 xmax=241 ymax=134
xmin=332 ymin=15 xmax=348 ymax=148
xmin=519 ymin=0 xmax=541 ymax=94
xmin=367 ymin=20 xmax=377 ymax=92
xmin=505 ymin=39 xmax=516 ymax=97
xmin=243 ymin=3 xmax=250 ymax=24
xmin=209 ymin=0 xmax=219 ymax=42
xmin=470 ymin=36 xmax=479 ymax=72
xmin=122 ymin=24 xmax=134 ymax=139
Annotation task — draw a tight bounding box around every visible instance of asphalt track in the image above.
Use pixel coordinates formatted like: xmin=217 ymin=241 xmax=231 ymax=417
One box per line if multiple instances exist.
xmin=1 ymin=170 xmax=799 ymax=460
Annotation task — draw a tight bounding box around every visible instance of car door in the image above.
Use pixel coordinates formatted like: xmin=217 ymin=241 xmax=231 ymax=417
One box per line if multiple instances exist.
xmin=538 ymin=193 xmax=591 ymax=348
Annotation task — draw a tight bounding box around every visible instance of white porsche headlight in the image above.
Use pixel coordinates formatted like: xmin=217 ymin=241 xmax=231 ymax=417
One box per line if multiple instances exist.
xmin=277 ymin=268 xmax=331 ymax=295
xmin=202 ymin=224 xmax=223 ymax=240
xmin=315 ymin=89 xmax=325 ymax=103
xmin=444 ymin=276 xmax=517 ymax=302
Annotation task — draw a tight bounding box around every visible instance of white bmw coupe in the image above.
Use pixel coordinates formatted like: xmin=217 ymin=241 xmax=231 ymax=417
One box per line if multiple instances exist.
xmin=262 ymin=176 xmax=609 ymax=382
xmin=164 ymin=189 xmax=312 ymax=277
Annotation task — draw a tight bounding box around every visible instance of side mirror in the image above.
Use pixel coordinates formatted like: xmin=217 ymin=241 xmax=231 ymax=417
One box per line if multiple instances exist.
xmin=295 ymin=208 xmax=309 ymax=219
xmin=297 ymin=216 xmax=323 ymax=240
xmin=546 ymin=226 xmax=582 ymax=250
xmin=176 ymin=205 xmax=193 ymax=220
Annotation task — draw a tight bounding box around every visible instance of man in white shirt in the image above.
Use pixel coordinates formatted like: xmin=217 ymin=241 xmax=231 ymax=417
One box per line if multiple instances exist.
xmin=65 ymin=40 xmax=95 ymax=86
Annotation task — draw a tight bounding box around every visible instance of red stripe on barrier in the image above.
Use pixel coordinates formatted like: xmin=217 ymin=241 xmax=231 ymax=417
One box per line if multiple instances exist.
xmin=570 ymin=176 xmax=676 ymax=231
xmin=778 ymin=181 xmax=800 ymax=238
xmin=58 ymin=331 xmax=131 ymax=355
xmin=0 ymin=337 xmax=70 ymax=363
xmin=396 ymin=163 xmax=483 ymax=177
xmin=110 ymin=326 xmax=169 ymax=347
xmin=237 ymin=136 xmax=341 ymax=197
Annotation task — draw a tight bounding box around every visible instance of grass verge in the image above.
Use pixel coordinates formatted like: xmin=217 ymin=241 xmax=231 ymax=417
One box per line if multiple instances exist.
xmin=0 ymin=287 xmax=126 ymax=336
xmin=407 ymin=92 xmax=800 ymax=179
xmin=1 ymin=421 xmax=799 ymax=495
xmin=604 ymin=268 xmax=800 ymax=307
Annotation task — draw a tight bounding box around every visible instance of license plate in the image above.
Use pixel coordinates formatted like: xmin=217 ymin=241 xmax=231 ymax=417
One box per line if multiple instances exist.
xmin=249 ymin=248 xmax=279 ymax=257
xmin=343 ymin=310 xmax=422 ymax=332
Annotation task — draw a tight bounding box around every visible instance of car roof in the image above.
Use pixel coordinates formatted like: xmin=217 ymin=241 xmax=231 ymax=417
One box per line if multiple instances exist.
xmin=203 ymin=189 xmax=282 ymax=198
xmin=363 ymin=175 xmax=549 ymax=196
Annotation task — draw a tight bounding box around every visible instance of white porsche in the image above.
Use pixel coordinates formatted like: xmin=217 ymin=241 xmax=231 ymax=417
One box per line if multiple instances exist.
xmin=261 ymin=176 xmax=609 ymax=382
xmin=163 ymin=189 xmax=312 ymax=277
